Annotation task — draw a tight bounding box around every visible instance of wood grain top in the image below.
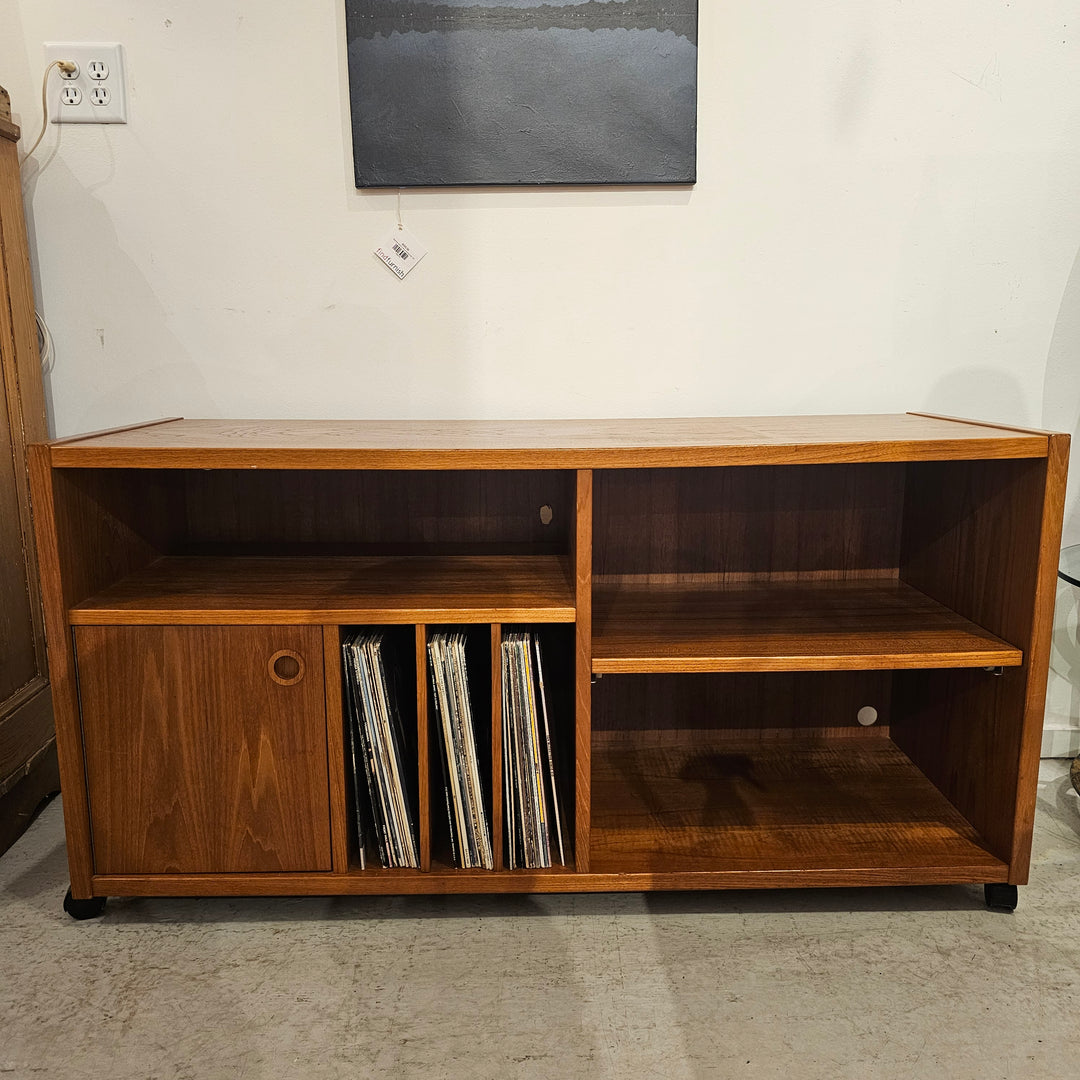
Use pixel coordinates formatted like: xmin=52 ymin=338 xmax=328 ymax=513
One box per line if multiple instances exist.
xmin=592 ymin=578 xmax=1023 ymax=672
xmin=42 ymin=415 xmax=1051 ymax=469
xmin=68 ymin=554 xmax=576 ymax=625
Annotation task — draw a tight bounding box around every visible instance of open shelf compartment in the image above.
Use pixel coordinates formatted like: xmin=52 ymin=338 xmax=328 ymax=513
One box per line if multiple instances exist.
xmin=588 ymin=671 xmax=1008 ymax=881
xmin=591 ymin=460 xmax=1036 ymax=675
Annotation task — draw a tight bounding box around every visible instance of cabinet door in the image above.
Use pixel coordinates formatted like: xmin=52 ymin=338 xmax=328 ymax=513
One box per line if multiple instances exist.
xmin=75 ymin=625 xmax=332 ymax=875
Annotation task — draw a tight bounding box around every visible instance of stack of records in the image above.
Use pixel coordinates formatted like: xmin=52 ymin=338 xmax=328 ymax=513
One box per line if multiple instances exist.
xmin=501 ymin=632 xmax=566 ymax=870
xmin=342 ymin=629 xmax=419 ymax=869
xmin=428 ymin=632 xmax=493 ymax=870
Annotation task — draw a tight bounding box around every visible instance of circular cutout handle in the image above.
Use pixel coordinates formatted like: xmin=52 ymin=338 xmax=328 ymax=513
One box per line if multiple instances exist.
xmin=269 ymin=649 xmax=305 ymax=686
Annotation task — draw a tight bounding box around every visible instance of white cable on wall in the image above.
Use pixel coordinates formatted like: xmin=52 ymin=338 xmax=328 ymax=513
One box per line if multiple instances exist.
xmin=36 ymin=312 xmax=55 ymax=375
xmin=19 ymin=58 xmax=76 ymax=168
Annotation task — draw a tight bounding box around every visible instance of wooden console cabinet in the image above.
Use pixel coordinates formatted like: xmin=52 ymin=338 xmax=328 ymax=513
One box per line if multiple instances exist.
xmin=29 ymin=414 xmax=1068 ymax=915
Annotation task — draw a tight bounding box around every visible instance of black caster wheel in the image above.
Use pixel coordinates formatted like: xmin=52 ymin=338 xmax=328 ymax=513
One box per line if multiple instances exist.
xmin=63 ymin=887 xmax=107 ymax=920
xmin=984 ymin=883 xmax=1018 ymax=912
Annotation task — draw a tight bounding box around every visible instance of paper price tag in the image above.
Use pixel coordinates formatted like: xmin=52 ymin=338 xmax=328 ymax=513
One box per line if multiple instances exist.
xmin=374 ymin=227 xmax=428 ymax=279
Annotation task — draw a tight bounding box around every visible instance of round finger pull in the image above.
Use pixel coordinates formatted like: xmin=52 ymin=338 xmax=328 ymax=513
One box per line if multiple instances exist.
xmin=269 ymin=649 xmax=305 ymax=686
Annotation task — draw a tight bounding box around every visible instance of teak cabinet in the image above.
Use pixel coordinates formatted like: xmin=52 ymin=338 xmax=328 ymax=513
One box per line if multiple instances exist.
xmin=29 ymin=414 xmax=1068 ymax=917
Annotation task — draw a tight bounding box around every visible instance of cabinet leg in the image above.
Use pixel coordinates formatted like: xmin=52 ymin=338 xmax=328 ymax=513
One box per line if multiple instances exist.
xmin=63 ymin=887 xmax=107 ymax=920
xmin=984 ymin=883 xmax=1018 ymax=912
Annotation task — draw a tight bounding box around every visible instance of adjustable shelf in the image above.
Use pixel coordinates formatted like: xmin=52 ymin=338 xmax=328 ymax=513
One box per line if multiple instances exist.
xmin=30 ymin=414 xmax=1067 ymax=912
xmin=591 ymin=578 xmax=1022 ymax=673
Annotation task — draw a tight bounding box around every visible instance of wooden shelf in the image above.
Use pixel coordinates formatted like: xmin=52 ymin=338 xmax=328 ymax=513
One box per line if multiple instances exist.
xmin=69 ymin=554 xmax=576 ymax=625
xmin=592 ymin=579 xmax=1022 ymax=673
xmin=589 ymin=732 xmax=1007 ymax=878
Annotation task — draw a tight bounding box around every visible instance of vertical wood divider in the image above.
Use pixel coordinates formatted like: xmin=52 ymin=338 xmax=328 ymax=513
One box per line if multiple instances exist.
xmin=322 ymin=624 xmax=349 ymax=873
xmin=416 ymin=624 xmax=431 ymax=872
xmin=491 ymin=623 xmax=504 ymax=871
xmin=574 ymin=469 xmax=593 ymax=872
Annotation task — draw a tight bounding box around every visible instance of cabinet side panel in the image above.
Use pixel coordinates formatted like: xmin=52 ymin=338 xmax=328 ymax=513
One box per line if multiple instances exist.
xmin=1012 ymin=435 xmax=1068 ymax=877
xmin=896 ymin=451 xmax=1067 ymax=873
xmin=77 ymin=625 xmax=332 ymax=875
xmin=29 ymin=447 xmax=93 ymax=896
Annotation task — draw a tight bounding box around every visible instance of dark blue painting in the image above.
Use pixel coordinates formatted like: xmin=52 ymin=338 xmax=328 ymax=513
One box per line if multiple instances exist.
xmin=344 ymin=0 xmax=698 ymax=186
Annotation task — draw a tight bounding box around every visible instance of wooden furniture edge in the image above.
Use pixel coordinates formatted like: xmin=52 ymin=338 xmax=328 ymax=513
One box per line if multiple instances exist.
xmin=44 ymin=437 xmax=1050 ymax=470
xmin=0 ymin=125 xmax=50 ymax=674
xmin=590 ymin=650 xmax=1023 ymax=674
xmin=27 ymin=443 xmax=95 ymax=896
xmin=0 ymin=82 xmax=16 ymax=141
xmin=88 ymin=862 xmax=1009 ymax=896
xmin=69 ymin=606 xmax=578 ymax=626
xmin=1008 ymin=431 xmax=1070 ymax=882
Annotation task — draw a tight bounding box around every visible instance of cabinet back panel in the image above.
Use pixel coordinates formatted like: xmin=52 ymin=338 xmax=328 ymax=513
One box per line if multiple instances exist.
xmin=592 ymin=671 xmax=893 ymax=739
xmin=182 ymin=470 xmax=573 ymax=553
xmin=594 ymin=464 xmax=905 ymax=580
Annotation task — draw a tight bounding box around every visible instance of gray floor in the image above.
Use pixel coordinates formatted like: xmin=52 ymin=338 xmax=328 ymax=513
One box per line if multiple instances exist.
xmin=2 ymin=763 xmax=1079 ymax=1080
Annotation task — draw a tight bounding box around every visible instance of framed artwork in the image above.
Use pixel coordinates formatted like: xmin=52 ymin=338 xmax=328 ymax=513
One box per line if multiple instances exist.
xmin=344 ymin=0 xmax=698 ymax=186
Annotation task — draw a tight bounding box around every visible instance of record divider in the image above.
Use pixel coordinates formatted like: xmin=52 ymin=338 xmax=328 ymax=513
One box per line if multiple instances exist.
xmin=574 ymin=469 xmax=593 ymax=873
xmin=324 ymin=624 xmax=350 ymax=873
xmin=491 ymin=623 xmax=504 ymax=872
xmin=415 ymin=623 xmax=431 ymax=872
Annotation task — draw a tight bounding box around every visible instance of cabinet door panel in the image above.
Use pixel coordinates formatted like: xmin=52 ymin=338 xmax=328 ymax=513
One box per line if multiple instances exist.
xmin=76 ymin=625 xmax=331 ymax=874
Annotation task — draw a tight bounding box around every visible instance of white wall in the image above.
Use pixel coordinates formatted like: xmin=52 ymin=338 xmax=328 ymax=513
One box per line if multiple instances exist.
xmin=5 ymin=1 xmax=1080 ymax=745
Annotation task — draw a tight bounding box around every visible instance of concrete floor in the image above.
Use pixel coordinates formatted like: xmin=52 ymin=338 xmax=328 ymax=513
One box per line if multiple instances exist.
xmin=1 ymin=763 xmax=1079 ymax=1080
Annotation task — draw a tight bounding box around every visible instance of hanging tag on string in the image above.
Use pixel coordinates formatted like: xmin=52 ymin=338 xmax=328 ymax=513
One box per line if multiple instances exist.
xmin=375 ymin=191 xmax=427 ymax=279
xmin=374 ymin=226 xmax=428 ymax=280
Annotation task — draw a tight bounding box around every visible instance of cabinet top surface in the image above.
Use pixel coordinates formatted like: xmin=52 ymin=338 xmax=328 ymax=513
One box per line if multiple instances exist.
xmin=40 ymin=414 xmax=1056 ymax=468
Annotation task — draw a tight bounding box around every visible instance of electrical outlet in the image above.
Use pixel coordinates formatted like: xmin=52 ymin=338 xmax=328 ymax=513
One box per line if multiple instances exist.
xmin=44 ymin=43 xmax=127 ymax=124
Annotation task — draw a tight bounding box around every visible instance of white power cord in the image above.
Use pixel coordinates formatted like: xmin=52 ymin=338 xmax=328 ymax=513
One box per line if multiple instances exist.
xmin=19 ymin=58 xmax=76 ymax=166
xmin=18 ymin=61 xmax=73 ymax=372
xmin=36 ymin=312 xmax=55 ymax=374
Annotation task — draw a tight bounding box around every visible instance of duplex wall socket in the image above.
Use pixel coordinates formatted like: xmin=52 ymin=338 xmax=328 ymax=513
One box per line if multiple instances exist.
xmin=44 ymin=43 xmax=127 ymax=124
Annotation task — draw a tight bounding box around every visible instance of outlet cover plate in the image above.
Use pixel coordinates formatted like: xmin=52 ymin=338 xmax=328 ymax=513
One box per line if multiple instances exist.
xmin=44 ymin=43 xmax=127 ymax=124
